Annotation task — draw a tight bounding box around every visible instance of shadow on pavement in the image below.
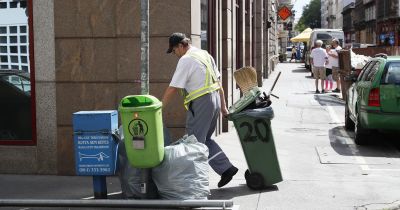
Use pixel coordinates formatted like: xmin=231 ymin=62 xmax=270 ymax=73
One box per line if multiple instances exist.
xmin=291 ymin=68 xmax=309 ymax=73
xmin=327 ymin=126 xmax=400 ymax=158
xmin=209 ymin=184 xmax=278 ymax=200
xmin=313 ymin=94 xmax=344 ymax=106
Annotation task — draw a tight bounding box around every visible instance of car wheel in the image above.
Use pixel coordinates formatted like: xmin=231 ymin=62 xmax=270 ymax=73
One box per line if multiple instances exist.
xmin=344 ymin=104 xmax=355 ymax=131
xmin=354 ymin=114 xmax=368 ymax=145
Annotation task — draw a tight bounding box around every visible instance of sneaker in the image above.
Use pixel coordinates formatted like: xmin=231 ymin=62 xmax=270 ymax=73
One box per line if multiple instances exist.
xmin=315 ymin=90 xmax=320 ymax=94
xmin=218 ymin=166 xmax=238 ymax=188
xmin=321 ymin=89 xmax=325 ymax=93
xmin=333 ymin=88 xmax=341 ymax=93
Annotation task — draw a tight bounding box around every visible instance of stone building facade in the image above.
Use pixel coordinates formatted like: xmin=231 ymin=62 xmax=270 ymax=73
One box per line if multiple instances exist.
xmin=343 ymin=0 xmax=399 ymax=46
xmin=0 ymin=0 xmax=279 ymax=175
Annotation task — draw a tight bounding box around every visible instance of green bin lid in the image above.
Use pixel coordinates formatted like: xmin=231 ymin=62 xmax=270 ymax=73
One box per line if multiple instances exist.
xmin=118 ymin=95 xmax=162 ymax=112
xmin=228 ymin=87 xmax=261 ymax=114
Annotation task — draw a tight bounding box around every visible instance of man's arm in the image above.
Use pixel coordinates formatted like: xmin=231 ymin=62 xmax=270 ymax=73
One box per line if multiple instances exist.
xmin=218 ymin=82 xmax=229 ymax=117
xmin=328 ymin=49 xmax=339 ymax=58
xmin=162 ymin=86 xmax=179 ymax=108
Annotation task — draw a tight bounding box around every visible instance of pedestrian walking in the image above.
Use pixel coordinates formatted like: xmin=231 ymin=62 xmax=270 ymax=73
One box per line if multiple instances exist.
xmin=310 ymin=40 xmax=328 ymax=94
xmin=162 ymin=32 xmax=238 ymax=188
xmin=290 ymin=46 xmax=297 ymax=62
xmin=325 ymin=46 xmax=334 ymax=92
xmin=328 ymin=39 xmax=342 ymax=93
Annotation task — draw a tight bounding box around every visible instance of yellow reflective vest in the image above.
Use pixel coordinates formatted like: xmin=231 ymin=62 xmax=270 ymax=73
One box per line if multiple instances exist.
xmin=182 ymin=50 xmax=220 ymax=110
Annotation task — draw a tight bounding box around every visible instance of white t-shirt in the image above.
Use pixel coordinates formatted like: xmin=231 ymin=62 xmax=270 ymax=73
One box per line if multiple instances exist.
xmin=326 ymin=49 xmax=334 ymax=69
xmin=170 ymin=46 xmax=220 ymax=93
xmin=329 ymin=46 xmax=342 ymax=68
xmin=310 ymin=47 xmax=328 ymax=67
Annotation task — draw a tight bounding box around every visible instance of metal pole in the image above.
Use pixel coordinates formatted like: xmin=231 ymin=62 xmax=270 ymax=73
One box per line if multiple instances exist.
xmin=140 ymin=0 xmax=149 ymax=95
xmin=140 ymin=0 xmax=150 ymax=199
xmin=140 ymin=169 xmax=150 ymax=199
xmin=0 ymin=199 xmax=234 ymax=209
xmin=92 ymin=176 xmax=107 ymax=199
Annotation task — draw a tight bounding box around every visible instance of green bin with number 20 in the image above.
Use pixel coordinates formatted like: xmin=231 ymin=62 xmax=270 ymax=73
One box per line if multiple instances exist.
xmin=228 ymin=87 xmax=282 ymax=190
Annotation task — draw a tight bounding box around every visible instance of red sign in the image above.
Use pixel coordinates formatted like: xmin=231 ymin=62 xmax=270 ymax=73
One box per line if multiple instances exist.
xmin=278 ymin=6 xmax=292 ymax=21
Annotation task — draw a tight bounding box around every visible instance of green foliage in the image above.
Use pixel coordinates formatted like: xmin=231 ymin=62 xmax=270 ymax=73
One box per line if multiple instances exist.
xmin=295 ymin=0 xmax=321 ymax=32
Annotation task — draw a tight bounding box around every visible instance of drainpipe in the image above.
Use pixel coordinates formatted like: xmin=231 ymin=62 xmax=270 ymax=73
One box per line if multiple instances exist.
xmin=140 ymin=0 xmax=150 ymax=199
xmin=140 ymin=0 xmax=149 ymax=95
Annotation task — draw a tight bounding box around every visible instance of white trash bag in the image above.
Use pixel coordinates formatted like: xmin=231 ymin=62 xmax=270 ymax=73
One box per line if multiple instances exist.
xmin=152 ymin=135 xmax=210 ymax=200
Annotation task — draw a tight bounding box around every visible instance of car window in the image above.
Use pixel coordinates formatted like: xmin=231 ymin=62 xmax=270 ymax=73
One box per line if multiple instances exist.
xmin=383 ymin=62 xmax=400 ymax=84
xmin=358 ymin=61 xmax=374 ymax=81
xmin=365 ymin=61 xmax=380 ymax=81
xmin=0 ymin=74 xmax=31 ymax=94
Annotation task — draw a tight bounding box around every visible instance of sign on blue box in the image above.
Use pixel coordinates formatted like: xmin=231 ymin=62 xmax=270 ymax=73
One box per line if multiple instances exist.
xmin=73 ymin=110 xmax=118 ymax=176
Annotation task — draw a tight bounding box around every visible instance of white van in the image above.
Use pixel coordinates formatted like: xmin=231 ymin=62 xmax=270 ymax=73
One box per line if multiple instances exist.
xmin=305 ymin=29 xmax=345 ymax=70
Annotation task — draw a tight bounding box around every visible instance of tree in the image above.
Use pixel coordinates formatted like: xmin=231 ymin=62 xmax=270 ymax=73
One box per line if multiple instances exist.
xmin=295 ymin=0 xmax=321 ymax=32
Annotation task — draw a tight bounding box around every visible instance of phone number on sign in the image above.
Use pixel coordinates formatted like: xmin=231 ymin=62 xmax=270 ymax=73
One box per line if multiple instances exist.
xmin=78 ymin=167 xmax=111 ymax=173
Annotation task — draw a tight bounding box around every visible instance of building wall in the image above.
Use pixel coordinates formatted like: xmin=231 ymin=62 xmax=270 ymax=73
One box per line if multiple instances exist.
xmin=0 ymin=0 xmax=277 ymax=175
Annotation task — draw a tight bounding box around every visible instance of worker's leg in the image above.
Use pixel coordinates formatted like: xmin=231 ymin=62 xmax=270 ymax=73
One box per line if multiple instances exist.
xmin=186 ymin=91 xmax=234 ymax=175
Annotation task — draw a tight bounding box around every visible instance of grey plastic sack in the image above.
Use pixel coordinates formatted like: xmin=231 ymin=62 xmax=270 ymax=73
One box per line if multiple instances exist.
xmin=152 ymin=135 xmax=210 ymax=200
xmin=116 ymin=126 xmax=159 ymax=199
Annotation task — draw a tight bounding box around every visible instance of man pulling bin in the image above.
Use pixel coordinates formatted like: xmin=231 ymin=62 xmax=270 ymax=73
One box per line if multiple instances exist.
xmin=162 ymin=32 xmax=238 ymax=188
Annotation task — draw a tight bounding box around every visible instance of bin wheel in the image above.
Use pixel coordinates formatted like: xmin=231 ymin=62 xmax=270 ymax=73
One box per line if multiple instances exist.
xmin=244 ymin=169 xmax=250 ymax=180
xmin=245 ymin=171 xmax=265 ymax=190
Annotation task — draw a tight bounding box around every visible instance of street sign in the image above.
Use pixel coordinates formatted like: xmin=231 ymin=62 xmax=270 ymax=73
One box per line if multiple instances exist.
xmin=73 ymin=110 xmax=118 ymax=176
xmin=278 ymin=6 xmax=292 ymax=21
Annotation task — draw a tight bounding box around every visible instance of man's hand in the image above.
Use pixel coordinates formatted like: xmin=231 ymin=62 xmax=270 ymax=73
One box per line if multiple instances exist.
xmin=221 ymin=106 xmax=229 ymax=118
xmin=162 ymin=86 xmax=179 ymax=108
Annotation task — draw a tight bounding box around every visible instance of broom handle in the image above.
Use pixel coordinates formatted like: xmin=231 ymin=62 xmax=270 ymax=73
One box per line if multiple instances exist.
xmin=268 ymin=71 xmax=281 ymax=98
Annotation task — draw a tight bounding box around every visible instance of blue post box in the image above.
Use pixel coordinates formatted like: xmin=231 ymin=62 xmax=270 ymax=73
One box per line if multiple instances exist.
xmin=73 ymin=110 xmax=118 ymax=176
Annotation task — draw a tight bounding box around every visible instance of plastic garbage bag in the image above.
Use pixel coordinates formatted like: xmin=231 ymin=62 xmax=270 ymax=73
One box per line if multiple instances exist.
xmin=152 ymin=135 xmax=210 ymax=200
xmin=116 ymin=126 xmax=160 ymax=199
xmin=229 ymin=106 xmax=274 ymax=121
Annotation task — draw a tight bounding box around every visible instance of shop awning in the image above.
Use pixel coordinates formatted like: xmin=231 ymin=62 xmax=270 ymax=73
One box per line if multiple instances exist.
xmin=290 ymin=28 xmax=312 ymax=43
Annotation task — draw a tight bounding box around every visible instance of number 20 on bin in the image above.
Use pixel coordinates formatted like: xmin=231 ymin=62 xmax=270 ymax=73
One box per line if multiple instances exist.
xmin=239 ymin=119 xmax=270 ymax=143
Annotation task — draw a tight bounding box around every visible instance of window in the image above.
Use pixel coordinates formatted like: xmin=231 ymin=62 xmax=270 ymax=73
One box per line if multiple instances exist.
xmin=360 ymin=61 xmax=379 ymax=81
xmin=365 ymin=62 xmax=380 ymax=81
xmin=383 ymin=62 xmax=400 ymax=84
xmin=0 ymin=36 xmax=6 ymax=43
xmin=9 ymin=1 xmax=18 ymax=8
xmin=10 ymin=46 xmax=17 ymax=53
xmin=10 ymin=26 xmax=17 ymax=34
xmin=20 ymin=26 xmax=26 ymax=33
xmin=20 ymin=45 xmax=27 ymax=53
xmin=0 ymin=27 xmax=6 ymax=34
xmin=358 ymin=61 xmax=374 ymax=81
xmin=0 ymin=2 xmax=7 ymax=8
xmin=0 ymin=25 xmax=30 ymax=71
xmin=0 ymin=0 xmax=35 ymax=145
xmin=10 ymin=36 xmax=17 ymax=43
xmin=0 ymin=46 xmax=7 ymax=53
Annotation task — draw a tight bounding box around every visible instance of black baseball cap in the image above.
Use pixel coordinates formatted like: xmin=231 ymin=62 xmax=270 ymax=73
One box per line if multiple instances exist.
xmin=166 ymin=32 xmax=187 ymax=53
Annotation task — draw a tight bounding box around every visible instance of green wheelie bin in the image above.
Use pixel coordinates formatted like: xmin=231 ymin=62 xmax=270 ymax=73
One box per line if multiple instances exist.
xmin=118 ymin=95 xmax=164 ymax=168
xmin=228 ymin=87 xmax=282 ymax=190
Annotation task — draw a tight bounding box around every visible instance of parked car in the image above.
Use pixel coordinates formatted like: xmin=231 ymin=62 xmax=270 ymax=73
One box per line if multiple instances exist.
xmin=0 ymin=70 xmax=32 ymax=140
xmin=345 ymin=54 xmax=400 ymax=145
xmin=286 ymin=47 xmax=292 ymax=60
